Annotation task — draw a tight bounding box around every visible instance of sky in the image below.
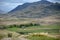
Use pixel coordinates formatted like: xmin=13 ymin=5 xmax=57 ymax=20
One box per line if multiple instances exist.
xmin=0 ymin=0 xmax=60 ymax=13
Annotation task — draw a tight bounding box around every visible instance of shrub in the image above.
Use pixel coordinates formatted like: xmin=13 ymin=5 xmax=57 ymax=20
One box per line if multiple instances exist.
xmin=0 ymin=26 xmax=6 ymax=29
xmin=27 ymin=35 xmax=59 ymax=40
xmin=8 ymin=33 xmax=12 ymax=37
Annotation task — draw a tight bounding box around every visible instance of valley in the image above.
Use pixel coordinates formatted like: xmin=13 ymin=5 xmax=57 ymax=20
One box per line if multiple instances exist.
xmin=0 ymin=0 xmax=60 ymax=40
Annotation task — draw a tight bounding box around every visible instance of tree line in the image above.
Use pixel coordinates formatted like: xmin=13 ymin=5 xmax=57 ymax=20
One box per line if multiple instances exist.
xmin=0 ymin=23 xmax=40 ymax=29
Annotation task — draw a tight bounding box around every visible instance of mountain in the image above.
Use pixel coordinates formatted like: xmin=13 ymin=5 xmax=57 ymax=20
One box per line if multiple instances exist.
xmin=46 ymin=2 xmax=60 ymax=11
xmin=0 ymin=0 xmax=60 ymax=25
xmin=1 ymin=0 xmax=60 ymax=18
xmin=9 ymin=3 xmax=32 ymax=13
xmin=9 ymin=0 xmax=53 ymax=13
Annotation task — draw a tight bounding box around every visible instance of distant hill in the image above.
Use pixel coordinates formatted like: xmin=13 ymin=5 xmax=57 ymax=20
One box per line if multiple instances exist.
xmin=0 ymin=10 xmax=5 ymax=14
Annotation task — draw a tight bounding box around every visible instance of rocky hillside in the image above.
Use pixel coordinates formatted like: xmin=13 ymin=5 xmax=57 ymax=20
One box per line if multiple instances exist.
xmin=5 ymin=0 xmax=60 ymax=18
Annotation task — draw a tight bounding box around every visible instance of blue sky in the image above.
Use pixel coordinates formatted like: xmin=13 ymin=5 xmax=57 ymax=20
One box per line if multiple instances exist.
xmin=0 ymin=0 xmax=60 ymax=12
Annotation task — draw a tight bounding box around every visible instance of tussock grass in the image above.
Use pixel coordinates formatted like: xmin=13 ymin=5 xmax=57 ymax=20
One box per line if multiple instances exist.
xmin=26 ymin=35 xmax=60 ymax=40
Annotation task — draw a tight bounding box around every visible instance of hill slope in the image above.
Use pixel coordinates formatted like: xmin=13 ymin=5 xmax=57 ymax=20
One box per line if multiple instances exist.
xmin=7 ymin=0 xmax=60 ymax=18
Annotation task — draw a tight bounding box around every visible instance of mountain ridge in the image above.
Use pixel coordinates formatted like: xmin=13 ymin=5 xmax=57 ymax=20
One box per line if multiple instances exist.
xmin=9 ymin=0 xmax=53 ymax=13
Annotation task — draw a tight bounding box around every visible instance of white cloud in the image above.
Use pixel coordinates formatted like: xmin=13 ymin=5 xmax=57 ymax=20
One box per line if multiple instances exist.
xmin=0 ymin=0 xmax=24 ymax=3
xmin=23 ymin=0 xmax=40 ymax=3
xmin=0 ymin=2 xmax=23 ymax=6
xmin=0 ymin=2 xmax=23 ymax=12
xmin=48 ymin=0 xmax=60 ymax=3
xmin=0 ymin=0 xmax=60 ymax=3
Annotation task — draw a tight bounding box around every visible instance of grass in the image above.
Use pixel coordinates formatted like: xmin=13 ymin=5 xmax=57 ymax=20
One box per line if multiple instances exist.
xmin=0 ymin=34 xmax=5 ymax=40
xmin=26 ymin=35 xmax=60 ymax=40
xmin=0 ymin=24 xmax=60 ymax=40
xmin=7 ymin=25 xmax=60 ymax=35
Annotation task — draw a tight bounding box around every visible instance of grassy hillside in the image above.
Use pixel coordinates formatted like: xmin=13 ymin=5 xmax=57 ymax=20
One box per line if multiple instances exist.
xmin=0 ymin=15 xmax=60 ymax=25
xmin=26 ymin=35 xmax=60 ymax=40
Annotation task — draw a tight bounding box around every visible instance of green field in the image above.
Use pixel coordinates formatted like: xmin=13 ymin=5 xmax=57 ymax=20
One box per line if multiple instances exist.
xmin=6 ymin=24 xmax=60 ymax=35
xmin=0 ymin=23 xmax=60 ymax=40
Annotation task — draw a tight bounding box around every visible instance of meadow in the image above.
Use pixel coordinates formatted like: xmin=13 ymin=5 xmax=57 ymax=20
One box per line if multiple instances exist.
xmin=0 ymin=23 xmax=60 ymax=40
xmin=26 ymin=35 xmax=60 ymax=40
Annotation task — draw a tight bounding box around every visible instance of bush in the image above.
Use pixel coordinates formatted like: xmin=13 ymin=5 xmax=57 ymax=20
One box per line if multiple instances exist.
xmin=17 ymin=32 xmax=30 ymax=35
xmin=8 ymin=33 xmax=12 ymax=37
xmin=5 ymin=23 xmax=40 ymax=29
xmin=0 ymin=26 xmax=6 ymax=29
